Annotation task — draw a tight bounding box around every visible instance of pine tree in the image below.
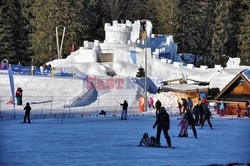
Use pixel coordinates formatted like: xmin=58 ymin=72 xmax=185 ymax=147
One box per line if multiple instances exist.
xmin=0 ymin=0 xmax=30 ymax=64
xmin=30 ymin=0 xmax=89 ymax=65
xmin=153 ymin=0 xmax=178 ymax=35
xmin=212 ymin=1 xmax=241 ymax=66
xmin=238 ymin=0 xmax=250 ymax=65
xmin=136 ymin=67 xmax=145 ymax=78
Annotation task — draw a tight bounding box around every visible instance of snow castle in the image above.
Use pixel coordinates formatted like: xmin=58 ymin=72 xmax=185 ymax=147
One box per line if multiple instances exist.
xmin=65 ymin=20 xmax=178 ymax=66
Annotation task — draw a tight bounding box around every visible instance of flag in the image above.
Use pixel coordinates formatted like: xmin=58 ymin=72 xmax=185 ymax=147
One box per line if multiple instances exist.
xmin=8 ymin=68 xmax=15 ymax=108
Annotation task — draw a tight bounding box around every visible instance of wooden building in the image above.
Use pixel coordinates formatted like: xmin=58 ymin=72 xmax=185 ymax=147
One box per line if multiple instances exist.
xmin=162 ymin=84 xmax=208 ymax=106
xmin=214 ymin=69 xmax=250 ymax=116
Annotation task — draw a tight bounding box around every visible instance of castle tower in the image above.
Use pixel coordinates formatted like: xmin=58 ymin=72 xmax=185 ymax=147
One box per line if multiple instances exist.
xmin=104 ymin=20 xmax=132 ymax=44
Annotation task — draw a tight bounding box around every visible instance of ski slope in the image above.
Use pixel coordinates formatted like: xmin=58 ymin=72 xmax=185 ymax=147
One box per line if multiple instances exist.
xmin=0 ymin=115 xmax=249 ymax=165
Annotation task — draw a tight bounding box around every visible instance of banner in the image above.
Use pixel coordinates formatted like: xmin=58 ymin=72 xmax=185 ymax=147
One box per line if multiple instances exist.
xmin=8 ymin=68 xmax=15 ymax=108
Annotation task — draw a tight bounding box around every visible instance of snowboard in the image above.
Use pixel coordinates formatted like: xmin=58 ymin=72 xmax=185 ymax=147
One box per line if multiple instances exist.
xmin=138 ymin=145 xmax=175 ymax=149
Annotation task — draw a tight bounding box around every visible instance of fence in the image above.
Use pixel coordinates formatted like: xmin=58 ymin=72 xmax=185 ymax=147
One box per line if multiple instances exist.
xmin=0 ymin=64 xmax=86 ymax=78
xmin=0 ymin=95 xmax=142 ymax=120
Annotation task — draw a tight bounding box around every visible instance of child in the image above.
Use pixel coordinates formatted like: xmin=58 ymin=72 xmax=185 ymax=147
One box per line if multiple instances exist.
xmin=178 ymin=116 xmax=189 ymax=137
xmin=139 ymin=133 xmax=160 ymax=147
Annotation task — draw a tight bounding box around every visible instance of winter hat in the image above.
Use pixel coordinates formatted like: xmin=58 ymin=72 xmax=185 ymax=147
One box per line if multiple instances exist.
xmin=143 ymin=133 xmax=149 ymax=139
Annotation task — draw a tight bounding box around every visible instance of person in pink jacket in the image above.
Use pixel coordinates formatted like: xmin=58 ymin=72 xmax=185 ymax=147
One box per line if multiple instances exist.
xmin=149 ymin=97 xmax=154 ymax=108
xmin=178 ymin=115 xmax=189 ymax=137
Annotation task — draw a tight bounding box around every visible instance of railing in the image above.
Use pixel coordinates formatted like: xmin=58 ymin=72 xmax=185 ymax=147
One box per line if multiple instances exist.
xmin=0 ymin=95 xmax=142 ymax=120
xmin=0 ymin=64 xmax=87 ymax=78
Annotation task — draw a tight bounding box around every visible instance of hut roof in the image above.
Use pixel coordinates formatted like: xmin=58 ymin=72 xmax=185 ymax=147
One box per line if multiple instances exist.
xmin=163 ymin=84 xmax=208 ymax=93
xmin=215 ymin=69 xmax=250 ymax=102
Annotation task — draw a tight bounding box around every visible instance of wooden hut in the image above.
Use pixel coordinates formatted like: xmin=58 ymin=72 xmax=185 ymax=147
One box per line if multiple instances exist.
xmin=214 ymin=69 xmax=250 ymax=116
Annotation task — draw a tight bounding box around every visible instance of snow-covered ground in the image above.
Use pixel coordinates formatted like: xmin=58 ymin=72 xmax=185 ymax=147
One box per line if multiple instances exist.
xmin=0 ymin=114 xmax=249 ymax=165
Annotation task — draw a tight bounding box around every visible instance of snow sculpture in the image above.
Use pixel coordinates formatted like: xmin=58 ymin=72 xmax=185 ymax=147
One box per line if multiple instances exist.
xmin=226 ymin=57 xmax=241 ymax=67
xmin=105 ymin=20 xmax=132 ymax=44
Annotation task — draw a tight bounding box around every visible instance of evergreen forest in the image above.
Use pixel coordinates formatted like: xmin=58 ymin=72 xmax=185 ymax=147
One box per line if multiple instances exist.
xmin=0 ymin=0 xmax=249 ymax=66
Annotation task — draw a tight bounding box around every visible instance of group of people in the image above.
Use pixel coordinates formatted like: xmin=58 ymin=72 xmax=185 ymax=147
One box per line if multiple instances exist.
xmin=178 ymin=97 xmax=196 ymax=115
xmin=41 ymin=64 xmax=51 ymax=74
xmin=178 ymin=97 xmax=214 ymax=138
xmin=140 ymin=97 xmax=215 ymax=147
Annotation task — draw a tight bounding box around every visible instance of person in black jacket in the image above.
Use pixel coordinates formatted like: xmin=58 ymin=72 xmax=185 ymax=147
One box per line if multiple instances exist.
xmin=155 ymin=100 xmax=162 ymax=116
xmin=23 ymin=102 xmax=31 ymax=123
xmin=153 ymin=107 xmax=172 ymax=147
xmin=201 ymin=102 xmax=213 ymax=129
xmin=193 ymin=104 xmax=200 ymax=126
xmin=184 ymin=108 xmax=197 ymax=138
xmin=120 ymin=100 xmax=128 ymax=120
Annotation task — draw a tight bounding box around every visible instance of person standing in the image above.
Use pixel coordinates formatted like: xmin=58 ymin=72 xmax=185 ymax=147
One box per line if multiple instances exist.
xmin=23 ymin=102 xmax=31 ymax=123
xmin=184 ymin=108 xmax=197 ymax=138
xmin=219 ymin=101 xmax=225 ymax=116
xmin=236 ymin=104 xmax=241 ymax=118
xmin=120 ymin=100 xmax=128 ymax=120
xmin=149 ymin=97 xmax=154 ymax=109
xmin=193 ymin=104 xmax=200 ymax=126
xmin=153 ymin=107 xmax=172 ymax=147
xmin=181 ymin=98 xmax=188 ymax=114
xmin=177 ymin=101 xmax=182 ymax=115
xmin=199 ymin=104 xmax=204 ymax=126
xmin=15 ymin=87 xmax=22 ymax=105
xmin=155 ymin=99 xmax=162 ymax=116
xmin=178 ymin=115 xmax=189 ymax=137
xmin=201 ymin=97 xmax=206 ymax=105
xmin=19 ymin=87 xmax=23 ymax=105
xmin=187 ymin=98 xmax=193 ymax=111
xmin=201 ymin=103 xmax=213 ymax=129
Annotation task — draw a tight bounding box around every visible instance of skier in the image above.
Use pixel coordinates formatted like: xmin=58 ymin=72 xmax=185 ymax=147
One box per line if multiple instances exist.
xmin=120 ymin=100 xmax=128 ymax=120
xmin=139 ymin=133 xmax=160 ymax=147
xmin=23 ymin=102 xmax=31 ymax=123
xmin=155 ymin=99 xmax=162 ymax=116
xmin=184 ymin=108 xmax=197 ymax=138
xmin=178 ymin=115 xmax=189 ymax=137
xmin=153 ymin=107 xmax=172 ymax=147
xmin=201 ymin=103 xmax=213 ymax=129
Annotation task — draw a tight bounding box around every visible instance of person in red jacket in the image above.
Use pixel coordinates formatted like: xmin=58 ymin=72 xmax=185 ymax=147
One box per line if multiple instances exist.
xmin=16 ymin=87 xmax=22 ymax=105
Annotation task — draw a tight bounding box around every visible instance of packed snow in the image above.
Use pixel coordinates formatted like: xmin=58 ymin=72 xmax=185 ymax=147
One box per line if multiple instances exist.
xmin=0 ymin=115 xmax=249 ymax=165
